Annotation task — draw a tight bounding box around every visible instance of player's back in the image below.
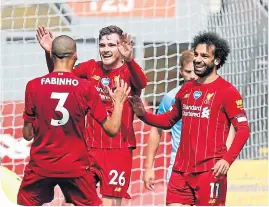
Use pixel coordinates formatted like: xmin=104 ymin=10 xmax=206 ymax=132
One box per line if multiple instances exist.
xmin=26 ymin=72 xmax=95 ymax=177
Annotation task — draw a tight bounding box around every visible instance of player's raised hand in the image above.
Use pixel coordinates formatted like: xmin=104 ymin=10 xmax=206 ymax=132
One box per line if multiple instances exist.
xmin=117 ymin=32 xmax=133 ymax=62
xmin=128 ymin=95 xmax=146 ymax=117
xmin=212 ymin=159 xmax=230 ymax=177
xmin=108 ymin=79 xmax=131 ymax=104
xmin=36 ymin=26 xmax=54 ymax=52
xmin=143 ymin=168 xmax=155 ymax=191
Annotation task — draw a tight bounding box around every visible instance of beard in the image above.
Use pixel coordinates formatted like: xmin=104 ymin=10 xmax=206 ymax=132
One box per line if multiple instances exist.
xmin=194 ymin=62 xmax=215 ymax=78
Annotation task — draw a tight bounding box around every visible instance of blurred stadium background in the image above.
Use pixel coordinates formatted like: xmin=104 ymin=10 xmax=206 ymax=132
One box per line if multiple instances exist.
xmin=0 ymin=0 xmax=268 ymax=205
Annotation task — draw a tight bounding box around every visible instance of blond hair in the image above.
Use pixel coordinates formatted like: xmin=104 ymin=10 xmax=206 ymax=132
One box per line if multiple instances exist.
xmin=180 ymin=50 xmax=194 ymax=68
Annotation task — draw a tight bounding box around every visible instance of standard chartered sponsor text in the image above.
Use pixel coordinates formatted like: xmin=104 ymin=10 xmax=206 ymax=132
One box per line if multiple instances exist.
xmin=182 ymin=104 xmax=202 ymax=118
xmin=183 ymin=104 xmax=201 ymax=111
xmin=183 ymin=111 xmax=201 ymax=117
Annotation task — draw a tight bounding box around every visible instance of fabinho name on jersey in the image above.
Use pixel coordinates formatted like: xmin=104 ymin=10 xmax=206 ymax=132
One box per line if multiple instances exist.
xmin=41 ymin=77 xmax=79 ymax=86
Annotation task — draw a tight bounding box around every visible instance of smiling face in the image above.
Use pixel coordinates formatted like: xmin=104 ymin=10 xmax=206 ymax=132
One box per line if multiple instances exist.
xmin=193 ymin=44 xmax=217 ymax=78
xmin=99 ymin=33 xmax=123 ymax=70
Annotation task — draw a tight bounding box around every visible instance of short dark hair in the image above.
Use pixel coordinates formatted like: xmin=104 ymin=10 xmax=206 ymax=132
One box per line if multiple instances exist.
xmin=99 ymin=25 xmax=123 ymax=40
xmin=191 ymin=31 xmax=230 ymax=69
xmin=52 ymin=35 xmax=76 ymax=59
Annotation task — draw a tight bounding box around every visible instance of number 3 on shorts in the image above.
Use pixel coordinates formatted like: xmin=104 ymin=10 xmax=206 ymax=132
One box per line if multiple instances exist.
xmin=210 ymin=182 xmax=220 ymax=198
xmin=109 ymin=170 xmax=126 ymax=186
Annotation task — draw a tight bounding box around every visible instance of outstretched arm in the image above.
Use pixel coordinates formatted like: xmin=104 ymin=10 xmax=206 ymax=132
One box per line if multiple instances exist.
xmin=129 ymin=95 xmax=181 ymax=129
xmin=36 ymin=26 xmax=54 ymax=72
xmin=101 ymin=80 xmax=131 ymax=136
xmin=126 ymin=60 xmax=147 ymax=89
xmin=45 ymin=51 xmax=54 ymax=73
xmin=118 ymin=33 xmax=147 ymax=89
xmin=36 ymin=26 xmax=89 ymax=78
xmin=88 ymin=80 xmax=131 ymax=137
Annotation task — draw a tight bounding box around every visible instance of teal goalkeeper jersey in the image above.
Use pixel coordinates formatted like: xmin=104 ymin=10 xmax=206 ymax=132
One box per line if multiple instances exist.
xmin=157 ymin=84 xmax=183 ymax=153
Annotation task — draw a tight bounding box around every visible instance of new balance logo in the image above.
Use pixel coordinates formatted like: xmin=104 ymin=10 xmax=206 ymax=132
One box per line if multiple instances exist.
xmin=208 ymin=198 xmax=216 ymax=204
xmin=201 ymin=107 xmax=210 ymax=119
xmin=92 ymin=75 xmax=100 ymax=81
xmin=236 ymin=99 xmax=243 ymax=109
xmin=114 ymin=187 xmax=122 ymax=192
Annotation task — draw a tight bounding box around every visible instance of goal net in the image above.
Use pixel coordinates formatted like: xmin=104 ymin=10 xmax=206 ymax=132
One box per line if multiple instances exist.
xmin=0 ymin=0 xmax=268 ymax=206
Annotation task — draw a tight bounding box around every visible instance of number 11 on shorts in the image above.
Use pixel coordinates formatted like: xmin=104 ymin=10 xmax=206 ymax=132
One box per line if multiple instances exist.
xmin=210 ymin=182 xmax=220 ymax=198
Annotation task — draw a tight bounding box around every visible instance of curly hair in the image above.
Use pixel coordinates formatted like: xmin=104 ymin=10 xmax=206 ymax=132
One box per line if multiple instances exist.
xmin=99 ymin=25 xmax=123 ymax=40
xmin=191 ymin=31 xmax=230 ymax=69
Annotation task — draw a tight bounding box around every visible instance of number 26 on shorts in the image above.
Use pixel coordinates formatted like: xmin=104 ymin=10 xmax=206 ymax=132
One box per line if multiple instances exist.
xmin=109 ymin=170 xmax=126 ymax=186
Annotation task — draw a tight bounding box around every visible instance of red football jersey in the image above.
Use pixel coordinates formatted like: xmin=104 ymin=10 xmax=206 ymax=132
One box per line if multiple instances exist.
xmin=173 ymin=77 xmax=249 ymax=172
xmin=73 ymin=59 xmax=147 ymax=149
xmin=142 ymin=76 xmax=250 ymax=173
xmin=23 ymin=72 xmax=107 ymax=177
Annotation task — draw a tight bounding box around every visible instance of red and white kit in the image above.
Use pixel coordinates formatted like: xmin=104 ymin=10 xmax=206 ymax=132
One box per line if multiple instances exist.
xmin=73 ymin=59 xmax=147 ymax=198
xmin=18 ymin=72 xmax=107 ymax=206
xmin=142 ymin=77 xmax=250 ymax=205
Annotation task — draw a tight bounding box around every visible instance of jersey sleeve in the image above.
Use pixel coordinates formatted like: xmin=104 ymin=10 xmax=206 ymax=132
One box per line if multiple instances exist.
xmin=72 ymin=60 xmax=94 ymax=79
xmin=222 ymin=86 xmax=250 ymax=165
xmin=223 ymin=86 xmax=247 ymax=119
xmin=142 ymin=93 xmax=182 ymax=129
xmin=86 ymin=82 xmax=107 ymax=124
xmin=127 ymin=59 xmax=147 ymax=89
xmin=23 ymin=81 xmax=36 ymax=123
